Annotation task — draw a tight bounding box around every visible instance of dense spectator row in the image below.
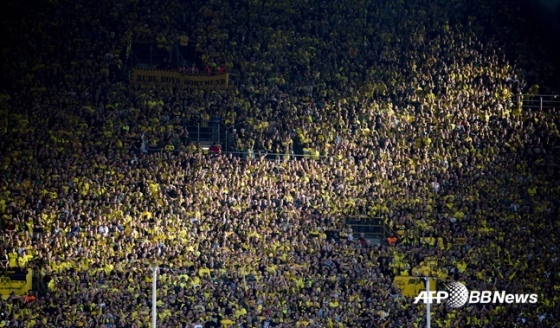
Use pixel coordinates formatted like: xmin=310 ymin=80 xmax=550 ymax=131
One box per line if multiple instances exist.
xmin=0 ymin=0 xmax=559 ymax=327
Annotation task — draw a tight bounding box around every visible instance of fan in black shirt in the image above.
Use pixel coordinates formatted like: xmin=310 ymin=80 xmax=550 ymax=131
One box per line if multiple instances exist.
xmin=205 ymin=315 xmax=219 ymax=328
xmin=261 ymin=315 xmax=275 ymax=328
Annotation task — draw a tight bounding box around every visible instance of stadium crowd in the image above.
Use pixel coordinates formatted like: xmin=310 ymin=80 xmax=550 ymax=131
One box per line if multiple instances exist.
xmin=0 ymin=0 xmax=559 ymax=327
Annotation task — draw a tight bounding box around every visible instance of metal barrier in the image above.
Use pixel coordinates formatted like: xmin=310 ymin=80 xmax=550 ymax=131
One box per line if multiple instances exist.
xmin=129 ymin=42 xmax=172 ymax=69
xmin=183 ymin=122 xmax=223 ymax=144
xmin=521 ymin=93 xmax=560 ymax=110
xmin=139 ymin=148 xmax=328 ymax=162
xmin=128 ymin=40 xmax=227 ymax=74
xmin=345 ymin=215 xmax=392 ymax=240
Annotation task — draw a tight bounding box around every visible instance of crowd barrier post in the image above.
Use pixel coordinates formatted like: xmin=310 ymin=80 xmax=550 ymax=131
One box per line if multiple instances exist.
xmin=174 ymin=43 xmax=178 ymax=68
xmin=425 ymin=277 xmax=432 ymax=328
xmin=225 ymin=127 xmax=228 ymax=151
xmin=520 ymin=93 xmax=560 ymax=111
xmin=151 ymin=266 xmax=158 ymax=328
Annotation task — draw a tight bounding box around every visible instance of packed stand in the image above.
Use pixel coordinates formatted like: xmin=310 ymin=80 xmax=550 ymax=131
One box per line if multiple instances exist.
xmin=0 ymin=0 xmax=559 ymax=327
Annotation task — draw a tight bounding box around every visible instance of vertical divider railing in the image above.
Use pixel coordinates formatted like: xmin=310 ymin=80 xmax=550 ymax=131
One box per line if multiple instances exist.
xmin=225 ymin=125 xmax=229 ymax=151
xmin=173 ymin=43 xmax=179 ymax=68
xmin=0 ymin=96 xmax=9 ymax=134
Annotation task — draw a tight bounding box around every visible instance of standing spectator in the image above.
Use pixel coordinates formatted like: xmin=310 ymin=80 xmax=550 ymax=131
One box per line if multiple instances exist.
xmin=261 ymin=315 xmax=274 ymax=328
xmin=209 ymin=142 xmax=221 ymax=156
xmin=386 ymin=234 xmax=398 ymax=246
xmin=358 ymin=233 xmax=369 ymax=248
xmin=211 ymin=113 xmax=222 ymax=140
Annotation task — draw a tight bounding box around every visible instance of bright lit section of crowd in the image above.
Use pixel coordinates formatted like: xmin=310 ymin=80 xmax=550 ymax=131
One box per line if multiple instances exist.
xmin=0 ymin=0 xmax=559 ymax=327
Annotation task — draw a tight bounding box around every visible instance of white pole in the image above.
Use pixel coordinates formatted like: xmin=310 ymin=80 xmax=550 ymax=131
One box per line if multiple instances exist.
xmin=151 ymin=266 xmax=158 ymax=328
xmin=426 ymin=277 xmax=431 ymax=328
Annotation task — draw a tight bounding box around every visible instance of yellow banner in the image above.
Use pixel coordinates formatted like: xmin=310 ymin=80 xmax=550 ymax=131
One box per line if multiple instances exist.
xmin=393 ymin=276 xmax=436 ymax=298
xmin=132 ymin=69 xmax=229 ymax=89
xmin=0 ymin=268 xmax=33 ymax=299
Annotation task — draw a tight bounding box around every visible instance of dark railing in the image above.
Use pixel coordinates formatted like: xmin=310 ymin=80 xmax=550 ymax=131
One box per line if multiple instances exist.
xmin=183 ymin=122 xmax=223 ymax=144
xmin=128 ymin=40 xmax=226 ymax=74
xmin=129 ymin=43 xmax=171 ymax=68
xmin=346 ymin=215 xmax=391 ymax=240
xmin=521 ymin=93 xmax=560 ymax=110
xmin=139 ymin=148 xmax=320 ymax=162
